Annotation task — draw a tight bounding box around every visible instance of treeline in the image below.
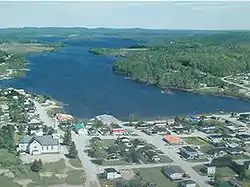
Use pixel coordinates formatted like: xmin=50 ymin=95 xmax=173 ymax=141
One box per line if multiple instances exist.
xmin=211 ymin=156 xmax=248 ymax=182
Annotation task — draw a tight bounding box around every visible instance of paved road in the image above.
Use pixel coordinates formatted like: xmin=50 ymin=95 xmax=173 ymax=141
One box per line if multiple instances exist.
xmin=222 ymin=78 xmax=250 ymax=91
xmin=99 ymin=161 xmax=209 ymax=171
xmin=122 ymin=126 xmax=211 ymax=187
xmin=73 ymin=134 xmax=101 ymax=187
xmin=33 ymin=100 xmax=55 ymax=127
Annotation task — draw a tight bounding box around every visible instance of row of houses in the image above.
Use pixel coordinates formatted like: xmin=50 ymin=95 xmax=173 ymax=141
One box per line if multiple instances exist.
xmin=102 ymin=166 xmax=197 ymax=187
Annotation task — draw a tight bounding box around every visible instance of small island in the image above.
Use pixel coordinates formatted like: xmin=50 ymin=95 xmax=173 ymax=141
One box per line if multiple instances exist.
xmin=90 ymin=32 xmax=250 ymax=100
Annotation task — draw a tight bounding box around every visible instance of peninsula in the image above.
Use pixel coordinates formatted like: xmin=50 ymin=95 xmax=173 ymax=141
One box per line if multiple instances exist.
xmin=90 ymin=31 xmax=250 ymax=100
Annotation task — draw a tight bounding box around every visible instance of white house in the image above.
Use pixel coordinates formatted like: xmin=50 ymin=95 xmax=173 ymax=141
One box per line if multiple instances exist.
xmin=19 ymin=135 xmax=60 ymax=155
xmin=204 ymin=164 xmax=216 ymax=175
xmin=162 ymin=166 xmax=185 ymax=180
xmin=30 ymin=129 xmax=43 ymax=136
xmin=180 ymin=180 xmax=197 ymax=187
xmin=103 ymin=168 xmax=121 ymax=180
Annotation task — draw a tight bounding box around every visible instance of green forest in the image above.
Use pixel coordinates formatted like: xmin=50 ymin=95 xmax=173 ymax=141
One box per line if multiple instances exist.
xmin=91 ymin=31 xmax=250 ymax=99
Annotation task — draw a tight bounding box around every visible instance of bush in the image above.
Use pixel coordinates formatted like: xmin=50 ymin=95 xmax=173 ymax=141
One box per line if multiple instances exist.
xmin=30 ymin=159 xmax=43 ymax=173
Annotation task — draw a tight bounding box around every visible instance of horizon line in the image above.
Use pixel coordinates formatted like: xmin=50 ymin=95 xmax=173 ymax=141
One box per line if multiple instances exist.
xmin=0 ymin=26 xmax=250 ymax=32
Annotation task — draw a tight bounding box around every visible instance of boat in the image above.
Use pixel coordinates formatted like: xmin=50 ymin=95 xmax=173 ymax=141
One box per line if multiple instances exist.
xmin=161 ymin=89 xmax=172 ymax=94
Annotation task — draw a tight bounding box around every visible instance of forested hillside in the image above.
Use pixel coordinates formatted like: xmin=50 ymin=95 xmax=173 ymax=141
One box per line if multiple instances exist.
xmin=90 ymin=32 xmax=250 ymax=99
xmin=92 ymin=33 xmax=250 ymax=89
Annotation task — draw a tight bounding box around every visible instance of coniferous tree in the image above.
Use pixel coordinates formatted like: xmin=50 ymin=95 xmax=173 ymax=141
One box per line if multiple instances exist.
xmin=63 ymin=127 xmax=72 ymax=145
xmin=68 ymin=141 xmax=78 ymax=159
xmin=30 ymin=159 xmax=42 ymax=172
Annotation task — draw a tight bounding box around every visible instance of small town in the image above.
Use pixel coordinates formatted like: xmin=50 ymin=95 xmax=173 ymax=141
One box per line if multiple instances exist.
xmin=1 ymin=2 xmax=250 ymax=187
xmin=0 ymin=88 xmax=250 ymax=187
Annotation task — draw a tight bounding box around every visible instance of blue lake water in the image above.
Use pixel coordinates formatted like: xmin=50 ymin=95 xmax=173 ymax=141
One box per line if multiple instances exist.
xmin=1 ymin=37 xmax=250 ymax=119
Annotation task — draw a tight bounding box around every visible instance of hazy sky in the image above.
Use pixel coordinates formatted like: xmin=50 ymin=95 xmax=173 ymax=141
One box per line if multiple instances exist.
xmin=0 ymin=1 xmax=250 ymax=30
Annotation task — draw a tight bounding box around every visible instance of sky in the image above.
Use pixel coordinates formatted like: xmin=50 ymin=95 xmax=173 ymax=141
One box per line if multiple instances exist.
xmin=0 ymin=1 xmax=250 ymax=30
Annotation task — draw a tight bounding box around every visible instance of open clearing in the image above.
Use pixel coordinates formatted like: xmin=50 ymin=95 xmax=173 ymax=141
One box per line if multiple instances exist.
xmin=3 ymin=158 xmax=86 ymax=187
xmin=183 ymin=137 xmax=208 ymax=146
xmin=134 ymin=167 xmax=178 ymax=187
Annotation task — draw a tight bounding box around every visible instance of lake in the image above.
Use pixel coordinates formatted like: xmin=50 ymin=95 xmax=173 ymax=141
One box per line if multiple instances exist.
xmin=1 ymin=37 xmax=250 ymax=120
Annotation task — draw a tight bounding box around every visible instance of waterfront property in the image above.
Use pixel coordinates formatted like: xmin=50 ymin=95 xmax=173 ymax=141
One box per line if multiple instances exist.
xmin=72 ymin=123 xmax=88 ymax=135
xmin=19 ymin=135 xmax=60 ymax=155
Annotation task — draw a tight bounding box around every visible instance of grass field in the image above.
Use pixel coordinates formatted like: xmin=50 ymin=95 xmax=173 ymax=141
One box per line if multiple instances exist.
xmin=192 ymin=165 xmax=207 ymax=176
xmin=226 ymin=154 xmax=250 ymax=160
xmin=65 ymin=170 xmax=86 ymax=185
xmin=0 ymin=176 xmax=21 ymax=187
xmin=69 ymin=158 xmax=83 ymax=168
xmin=216 ymin=167 xmax=237 ymax=179
xmin=102 ymin=139 xmax=115 ymax=147
xmin=183 ymin=137 xmax=208 ymax=145
xmin=15 ymin=158 xmax=86 ymax=187
xmin=134 ymin=167 xmax=178 ymax=187
xmin=43 ymin=159 xmax=66 ymax=173
xmin=200 ymin=144 xmax=214 ymax=153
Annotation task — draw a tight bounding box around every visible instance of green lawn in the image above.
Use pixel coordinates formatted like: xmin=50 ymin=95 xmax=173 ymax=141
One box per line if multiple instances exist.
xmin=192 ymin=165 xmax=207 ymax=176
xmin=186 ymin=157 xmax=209 ymax=163
xmin=243 ymin=179 xmax=250 ymax=187
xmin=183 ymin=137 xmax=209 ymax=146
xmin=158 ymin=155 xmax=173 ymax=163
xmin=65 ymin=170 xmax=86 ymax=185
xmin=216 ymin=167 xmax=237 ymax=179
xmin=43 ymin=159 xmax=66 ymax=173
xmin=200 ymin=144 xmax=214 ymax=154
xmin=101 ymin=139 xmax=115 ymax=147
xmin=69 ymin=158 xmax=83 ymax=168
xmin=226 ymin=154 xmax=250 ymax=160
xmin=0 ymin=176 xmax=21 ymax=187
xmin=134 ymin=167 xmax=178 ymax=187
xmin=102 ymin=160 xmax=128 ymax=166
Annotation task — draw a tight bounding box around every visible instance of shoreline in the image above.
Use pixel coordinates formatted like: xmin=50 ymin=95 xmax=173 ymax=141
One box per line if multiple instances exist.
xmin=0 ymin=42 xmax=64 ymax=81
xmin=113 ymin=70 xmax=250 ymax=102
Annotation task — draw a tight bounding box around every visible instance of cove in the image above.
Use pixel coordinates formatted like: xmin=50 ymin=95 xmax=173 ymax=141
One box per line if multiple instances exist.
xmin=1 ymin=37 xmax=250 ymax=120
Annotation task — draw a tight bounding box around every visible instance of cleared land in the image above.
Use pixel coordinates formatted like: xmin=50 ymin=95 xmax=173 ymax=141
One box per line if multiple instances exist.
xmin=134 ymin=167 xmax=178 ymax=187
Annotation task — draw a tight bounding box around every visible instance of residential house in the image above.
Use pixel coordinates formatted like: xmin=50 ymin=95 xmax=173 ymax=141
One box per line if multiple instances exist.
xmin=162 ymin=166 xmax=185 ymax=180
xmin=179 ymin=180 xmax=197 ymax=187
xmin=180 ymin=146 xmax=199 ymax=159
xmin=145 ymin=150 xmax=160 ymax=162
xmin=73 ymin=124 xmax=88 ymax=135
xmin=244 ymin=161 xmax=250 ymax=170
xmin=30 ymin=129 xmax=43 ymax=136
xmin=208 ymin=135 xmax=223 ymax=144
xmin=172 ymin=126 xmax=192 ymax=134
xmin=163 ymin=135 xmax=182 ymax=145
xmin=226 ymin=125 xmax=247 ymax=133
xmin=120 ymin=137 xmax=130 ymax=143
xmin=107 ymin=153 xmax=120 ymax=161
xmin=103 ymin=168 xmax=121 ymax=180
xmin=236 ymin=134 xmax=250 ymax=144
xmin=19 ymin=135 xmax=60 ymax=155
xmin=227 ymin=147 xmax=244 ymax=155
xmin=203 ymin=164 xmax=216 ymax=175
xmin=207 ymin=147 xmax=227 ymax=158
xmin=226 ymin=142 xmax=240 ymax=149
xmin=56 ymin=113 xmax=73 ymax=122
xmin=112 ymin=128 xmax=126 ymax=135
xmin=199 ymin=126 xmax=216 ymax=133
